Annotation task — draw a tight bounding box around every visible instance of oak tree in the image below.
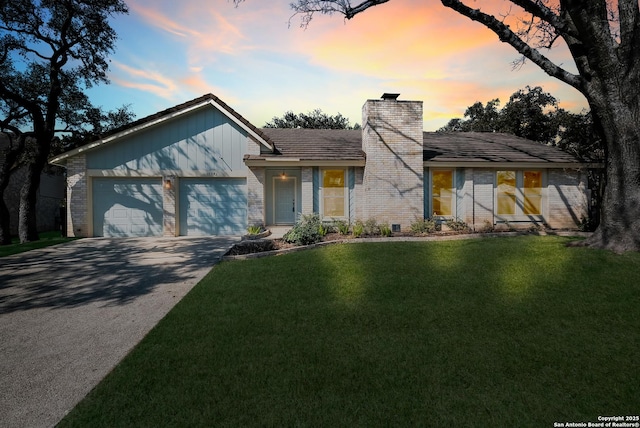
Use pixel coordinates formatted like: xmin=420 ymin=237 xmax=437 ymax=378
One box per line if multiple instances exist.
xmin=0 ymin=0 xmax=128 ymax=243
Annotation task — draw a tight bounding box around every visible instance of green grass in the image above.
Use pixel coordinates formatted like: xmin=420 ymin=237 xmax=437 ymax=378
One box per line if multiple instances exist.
xmin=0 ymin=231 xmax=76 ymax=257
xmin=60 ymin=236 xmax=640 ymax=427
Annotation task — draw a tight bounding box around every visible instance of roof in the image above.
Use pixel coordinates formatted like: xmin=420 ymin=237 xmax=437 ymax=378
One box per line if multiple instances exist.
xmin=246 ymin=129 xmax=585 ymax=167
xmin=252 ymin=128 xmax=364 ymax=160
xmin=49 ymin=93 xmax=274 ymax=165
xmin=423 ymin=132 xmax=581 ymax=165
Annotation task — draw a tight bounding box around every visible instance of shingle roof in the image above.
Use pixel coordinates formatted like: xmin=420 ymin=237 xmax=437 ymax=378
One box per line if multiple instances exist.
xmin=253 ymin=128 xmax=365 ymax=160
xmin=423 ymin=132 xmax=580 ymax=163
xmin=249 ymin=129 xmax=582 ymax=164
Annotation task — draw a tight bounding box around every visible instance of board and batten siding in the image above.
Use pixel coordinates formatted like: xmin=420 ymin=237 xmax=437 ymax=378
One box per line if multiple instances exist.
xmin=85 ymin=106 xmax=248 ymax=175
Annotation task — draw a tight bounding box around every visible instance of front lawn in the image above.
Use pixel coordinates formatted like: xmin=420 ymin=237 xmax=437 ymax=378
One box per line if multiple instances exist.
xmin=60 ymin=236 xmax=640 ymax=427
xmin=0 ymin=231 xmax=75 ymax=258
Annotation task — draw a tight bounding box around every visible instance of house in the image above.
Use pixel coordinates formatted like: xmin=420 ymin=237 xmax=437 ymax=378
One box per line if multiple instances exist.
xmin=49 ymin=93 xmax=591 ymax=238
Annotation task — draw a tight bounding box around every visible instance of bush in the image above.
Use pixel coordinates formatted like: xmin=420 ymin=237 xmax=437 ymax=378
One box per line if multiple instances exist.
xmin=246 ymin=225 xmax=264 ymax=235
xmin=352 ymin=220 xmax=364 ymax=238
xmin=410 ymin=218 xmax=438 ymax=234
xmin=318 ymin=223 xmax=329 ymax=237
xmin=363 ymin=218 xmax=380 ymax=236
xmin=283 ymin=213 xmax=323 ymax=246
xmin=334 ymin=219 xmax=350 ymax=235
xmin=445 ymin=219 xmax=469 ymax=232
xmin=379 ymin=222 xmax=392 ymax=237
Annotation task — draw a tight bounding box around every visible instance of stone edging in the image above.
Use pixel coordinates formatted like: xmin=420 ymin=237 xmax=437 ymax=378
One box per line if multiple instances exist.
xmin=222 ymin=231 xmax=592 ymax=262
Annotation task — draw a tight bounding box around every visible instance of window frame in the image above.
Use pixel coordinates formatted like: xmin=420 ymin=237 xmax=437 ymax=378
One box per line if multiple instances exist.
xmin=494 ymin=170 xmax=545 ymax=221
xmin=320 ymin=168 xmax=348 ymax=219
xmin=429 ymin=168 xmax=456 ymax=219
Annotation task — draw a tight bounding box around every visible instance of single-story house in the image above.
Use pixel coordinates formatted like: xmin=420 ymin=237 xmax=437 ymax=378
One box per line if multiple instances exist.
xmin=50 ymin=93 xmax=591 ymax=238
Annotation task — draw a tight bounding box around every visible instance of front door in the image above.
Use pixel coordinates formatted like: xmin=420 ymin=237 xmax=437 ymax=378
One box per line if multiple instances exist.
xmin=274 ymin=177 xmax=297 ymax=224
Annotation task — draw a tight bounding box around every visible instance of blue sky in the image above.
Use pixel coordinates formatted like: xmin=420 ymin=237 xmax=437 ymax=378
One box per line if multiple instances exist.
xmin=88 ymin=0 xmax=589 ymax=131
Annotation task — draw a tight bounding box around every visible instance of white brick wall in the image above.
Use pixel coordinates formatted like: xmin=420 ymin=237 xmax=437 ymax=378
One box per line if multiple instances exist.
xmin=362 ymin=99 xmax=424 ymax=229
xmin=66 ymin=155 xmax=88 ymax=237
xmin=301 ymin=167 xmax=313 ymax=214
xmin=547 ymin=169 xmax=587 ymax=229
xmin=247 ymin=166 xmax=265 ymax=226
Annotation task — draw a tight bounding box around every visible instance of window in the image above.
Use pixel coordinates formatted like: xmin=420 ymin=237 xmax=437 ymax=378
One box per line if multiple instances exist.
xmin=432 ymin=170 xmax=454 ymax=216
xmin=496 ymin=171 xmax=516 ymax=215
xmin=322 ymin=169 xmax=346 ymax=217
xmin=496 ymin=170 xmax=543 ymax=217
xmin=523 ymin=171 xmax=542 ymax=215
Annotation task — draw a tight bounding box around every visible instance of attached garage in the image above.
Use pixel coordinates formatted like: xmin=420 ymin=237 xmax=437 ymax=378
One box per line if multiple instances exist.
xmin=179 ymin=178 xmax=247 ymax=236
xmin=92 ymin=178 xmax=163 ymax=237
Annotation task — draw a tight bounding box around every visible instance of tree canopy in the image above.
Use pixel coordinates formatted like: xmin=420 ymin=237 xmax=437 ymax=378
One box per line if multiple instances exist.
xmin=0 ymin=0 xmax=129 ymax=244
xmin=265 ymin=109 xmax=360 ymax=129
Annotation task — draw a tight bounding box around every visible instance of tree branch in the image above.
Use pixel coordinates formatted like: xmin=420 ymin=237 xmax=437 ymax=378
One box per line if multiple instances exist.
xmin=441 ymin=0 xmax=584 ymax=93
xmin=617 ymin=0 xmax=640 ymax=62
xmin=344 ymin=0 xmax=390 ymax=19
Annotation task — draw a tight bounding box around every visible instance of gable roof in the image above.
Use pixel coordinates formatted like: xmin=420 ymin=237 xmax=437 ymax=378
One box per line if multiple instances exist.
xmin=49 ymin=93 xmax=274 ymax=165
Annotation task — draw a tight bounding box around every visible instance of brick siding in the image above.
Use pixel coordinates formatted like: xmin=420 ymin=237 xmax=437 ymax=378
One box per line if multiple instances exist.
xmin=66 ymin=155 xmax=88 ymax=237
xmin=362 ymin=99 xmax=424 ymax=229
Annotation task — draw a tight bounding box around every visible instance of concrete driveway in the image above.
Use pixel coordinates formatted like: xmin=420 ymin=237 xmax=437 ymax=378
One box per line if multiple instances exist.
xmin=0 ymin=236 xmax=239 ymax=428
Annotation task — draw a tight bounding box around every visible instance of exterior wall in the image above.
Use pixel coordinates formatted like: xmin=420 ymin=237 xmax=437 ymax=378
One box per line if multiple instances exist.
xmin=247 ymin=167 xmax=265 ymax=227
xmin=352 ymin=167 xmax=364 ymax=220
xmin=472 ymin=169 xmax=495 ymax=230
xmin=362 ymin=98 xmax=424 ymax=229
xmin=67 ymin=155 xmax=88 ymax=237
xmin=547 ymin=168 xmax=588 ymax=229
xmin=86 ymin=106 xmax=248 ymax=175
xmin=163 ymin=175 xmax=177 ymax=236
xmin=301 ymin=167 xmax=313 ymax=215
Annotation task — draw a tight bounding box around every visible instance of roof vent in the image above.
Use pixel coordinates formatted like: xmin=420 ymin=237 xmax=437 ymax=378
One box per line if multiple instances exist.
xmin=381 ymin=93 xmax=400 ymax=100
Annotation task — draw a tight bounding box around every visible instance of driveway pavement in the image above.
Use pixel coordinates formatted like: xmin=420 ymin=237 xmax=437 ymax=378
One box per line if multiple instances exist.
xmin=0 ymin=236 xmax=239 ymax=428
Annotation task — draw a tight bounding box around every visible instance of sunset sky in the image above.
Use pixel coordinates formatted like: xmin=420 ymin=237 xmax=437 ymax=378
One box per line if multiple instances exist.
xmin=89 ymin=0 xmax=590 ymax=131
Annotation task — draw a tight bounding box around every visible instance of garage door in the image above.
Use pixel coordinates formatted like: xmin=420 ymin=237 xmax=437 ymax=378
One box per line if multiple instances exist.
xmin=179 ymin=178 xmax=247 ymax=236
xmin=93 ymin=178 xmax=163 ymax=237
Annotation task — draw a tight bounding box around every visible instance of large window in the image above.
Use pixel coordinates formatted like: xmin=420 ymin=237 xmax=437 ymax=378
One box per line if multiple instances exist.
xmin=496 ymin=170 xmax=543 ymax=217
xmin=432 ymin=170 xmax=454 ymax=216
xmin=322 ymin=169 xmax=346 ymax=217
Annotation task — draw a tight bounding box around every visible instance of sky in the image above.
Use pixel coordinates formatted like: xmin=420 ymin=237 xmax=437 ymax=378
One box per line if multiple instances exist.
xmin=88 ymin=0 xmax=590 ymax=131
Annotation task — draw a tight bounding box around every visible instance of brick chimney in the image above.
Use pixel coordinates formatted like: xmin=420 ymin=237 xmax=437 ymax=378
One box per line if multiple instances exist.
xmin=361 ymin=94 xmax=424 ymax=229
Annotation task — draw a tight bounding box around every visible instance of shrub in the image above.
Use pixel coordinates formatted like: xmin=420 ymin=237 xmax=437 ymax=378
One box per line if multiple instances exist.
xmin=352 ymin=220 xmax=364 ymax=238
xmin=445 ymin=219 xmax=469 ymax=232
xmin=379 ymin=222 xmax=392 ymax=237
xmin=318 ymin=223 xmax=329 ymax=237
xmin=246 ymin=225 xmax=264 ymax=235
xmin=283 ymin=213 xmax=323 ymax=245
xmin=363 ymin=218 xmax=380 ymax=236
xmin=335 ymin=219 xmax=350 ymax=235
xmin=410 ymin=218 xmax=438 ymax=234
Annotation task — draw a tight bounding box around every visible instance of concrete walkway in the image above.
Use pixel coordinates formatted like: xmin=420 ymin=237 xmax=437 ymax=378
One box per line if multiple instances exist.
xmin=0 ymin=236 xmax=239 ymax=428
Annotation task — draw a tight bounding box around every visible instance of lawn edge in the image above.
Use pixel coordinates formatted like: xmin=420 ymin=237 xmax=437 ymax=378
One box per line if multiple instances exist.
xmin=222 ymin=231 xmax=592 ymax=261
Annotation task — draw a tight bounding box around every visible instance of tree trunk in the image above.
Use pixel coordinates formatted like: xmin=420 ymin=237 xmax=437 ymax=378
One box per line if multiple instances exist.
xmin=0 ymin=188 xmax=11 ymax=245
xmin=17 ymin=139 xmax=49 ymax=243
xmin=0 ymin=140 xmax=22 ymax=245
xmin=581 ymin=88 xmax=640 ymax=252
